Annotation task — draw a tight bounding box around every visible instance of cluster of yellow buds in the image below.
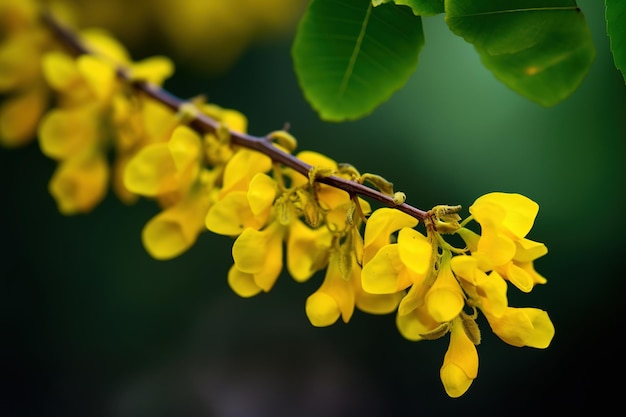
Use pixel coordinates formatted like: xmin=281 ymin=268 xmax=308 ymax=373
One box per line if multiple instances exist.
xmin=0 ymin=1 xmax=554 ymax=398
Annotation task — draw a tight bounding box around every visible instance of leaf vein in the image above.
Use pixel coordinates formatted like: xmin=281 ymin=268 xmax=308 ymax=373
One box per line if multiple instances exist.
xmin=338 ymin=2 xmax=373 ymax=98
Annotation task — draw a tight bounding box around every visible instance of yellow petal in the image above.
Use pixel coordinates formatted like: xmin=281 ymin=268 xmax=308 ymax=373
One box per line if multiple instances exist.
xmin=325 ymin=198 xmax=370 ymax=230
xmin=205 ymin=191 xmax=267 ymax=236
xmin=397 ymin=228 xmax=431 ymax=279
xmin=355 ymin=291 xmax=403 ymax=315
xmin=168 ymin=125 xmax=202 ymax=172
xmin=0 ymin=88 xmax=45 ymax=147
xmin=425 ymin=254 xmax=464 ymax=323
xmin=397 ymin=283 xmax=426 ymax=316
xmin=81 ymin=28 xmax=130 ymax=64
xmin=396 ymin=303 xmax=439 ymax=341
xmin=0 ymin=32 xmax=39 ymax=90
xmin=486 ymin=307 xmax=555 ymax=348
xmin=38 ymin=106 xmax=99 ymax=160
xmin=247 ymin=173 xmax=277 ymax=216
xmin=227 ymin=265 xmax=262 ymax=298
xmin=233 ymin=225 xmax=276 ymax=273
xmin=77 ymin=55 xmax=117 ymax=102
xmin=130 ymin=56 xmax=174 ymax=85
xmin=475 ymin=270 xmax=508 ymax=317
xmin=363 ymin=208 xmax=418 ymax=263
xmin=289 ymin=150 xmax=337 ymax=188
xmin=123 ymin=142 xmax=179 ymax=196
xmin=232 ymin=223 xmax=284 ymax=291
xmin=450 ymin=255 xmax=481 ymax=285
xmin=477 ymin=227 xmax=516 ymax=266
xmin=355 ymin=269 xmax=404 ymax=315
xmin=311 ymin=251 xmax=356 ymax=323
xmin=286 ymin=219 xmax=332 ymax=282
xmin=440 ymin=317 xmax=478 ymax=398
xmin=142 ymin=99 xmax=179 ymax=142
xmin=361 ymin=244 xmax=406 ymax=294
xmin=141 ymin=190 xmax=211 ymax=260
xmin=200 ymin=104 xmax=248 ymax=133
xmin=471 ymin=192 xmax=538 ymax=239
xmin=517 ymin=261 xmax=548 ymax=285
xmin=48 ymin=153 xmax=109 ymax=215
xmin=41 ymin=51 xmax=82 ymax=91
xmin=220 ymin=149 xmax=272 ymax=197
xmin=500 ymin=261 xmax=534 ymax=293
xmin=514 ymin=238 xmax=548 ymax=263
xmin=305 ymin=292 xmax=341 ymax=327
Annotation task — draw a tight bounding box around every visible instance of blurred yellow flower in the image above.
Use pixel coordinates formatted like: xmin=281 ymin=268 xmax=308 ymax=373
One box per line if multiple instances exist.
xmin=0 ymin=0 xmax=51 ymax=147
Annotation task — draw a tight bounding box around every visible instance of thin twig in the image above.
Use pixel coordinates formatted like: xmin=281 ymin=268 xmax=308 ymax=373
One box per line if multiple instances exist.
xmin=41 ymin=11 xmax=432 ymax=222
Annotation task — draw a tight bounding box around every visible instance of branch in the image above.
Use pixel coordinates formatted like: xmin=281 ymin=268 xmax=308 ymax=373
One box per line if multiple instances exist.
xmin=41 ymin=11 xmax=432 ymax=223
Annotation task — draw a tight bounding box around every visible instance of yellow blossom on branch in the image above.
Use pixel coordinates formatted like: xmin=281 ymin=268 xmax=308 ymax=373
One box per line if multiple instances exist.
xmin=0 ymin=7 xmax=557 ymax=399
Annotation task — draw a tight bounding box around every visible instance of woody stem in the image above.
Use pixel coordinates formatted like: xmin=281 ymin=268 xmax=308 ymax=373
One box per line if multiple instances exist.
xmin=42 ymin=11 xmax=431 ymax=222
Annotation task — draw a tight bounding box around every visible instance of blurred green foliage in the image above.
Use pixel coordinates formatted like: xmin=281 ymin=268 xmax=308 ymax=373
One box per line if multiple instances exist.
xmin=1 ymin=0 xmax=624 ymax=416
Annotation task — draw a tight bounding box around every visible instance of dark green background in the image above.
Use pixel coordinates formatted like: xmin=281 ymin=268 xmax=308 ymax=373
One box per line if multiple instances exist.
xmin=1 ymin=1 xmax=623 ymax=415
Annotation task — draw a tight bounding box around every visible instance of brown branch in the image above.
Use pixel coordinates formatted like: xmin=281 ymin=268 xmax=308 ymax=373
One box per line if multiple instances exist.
xmin=41 ymin=11 xmax=431 ymax=222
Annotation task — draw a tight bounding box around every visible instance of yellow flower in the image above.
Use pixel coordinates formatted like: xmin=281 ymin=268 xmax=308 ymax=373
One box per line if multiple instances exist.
xmin=351 ymin=230 xmax=406 ymax=315
xmin=361 ymin=226 xmax=431 ymax=294
xmin=36 ymin=27 xmax=177 ymax=214
xmin=469 ymin=192 xmax=539 ymax=266
xmin=0 ymin=0 xmax=51 ymax=147
xmin=450 ymin=255 xmax=508 ymax=318
xmin=305 ymin=249 xmax=356 ymax=327
xmin=38 ymin=104 xmax=100 ymax=160
xmin=484 ymin=307 xmax=555 ymax=349
xmin=231 ymin=221 xmax=285 ymax=293
xmin=48 ymin=153 xmax=109 ymax=215
xmin=226 ymin=265 xmax=263 ymax=298
xmin=440 ymin=316 xmax=479 ymax=398
xmin=360 ymin=208 xmax=435 ymax=320
xmin=0 ymin=84 xmax=47 ymax=147
xmin=424 ymin=251 xmax=464 ymax=323
xmin=456 ymin=193 xmax=548 ymax=293
xmin=151 ymin=0 xmax=305 ymax=74
xmin=218 ymin=148 xmax=272 ymax=199
xmin=124 ymin=125 xmax=203 ymax=199
xmin=494 ymin=237 xmax=548 ymax=292
xmin=125 ymin=125 xmax=233 ymax=259
xmin=362 ymin=207 xmax=418 ymax=264
xmin=396 ymin=301 xmax=440 ymax=341
xmin=287 ymin=218 xmax=332 ymax=282
xmin=141 ymin=171 xmax=215 ymax=260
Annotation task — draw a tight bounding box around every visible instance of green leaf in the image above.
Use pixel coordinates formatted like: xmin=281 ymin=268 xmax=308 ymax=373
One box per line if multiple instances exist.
xmin=292 ymin=0 xmax=425 ymax=121
xmin=445 ymin=0 xmax=595 ymax=106
xmin=606 ymin=0 xmax=626 ymax=83
xmin=372 ymin=0 xmax=444 ymax=16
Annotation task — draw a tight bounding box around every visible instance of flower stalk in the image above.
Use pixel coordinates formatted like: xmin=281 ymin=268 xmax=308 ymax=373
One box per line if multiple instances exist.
xmin=41 ymin=10 xmax=431 ymax=223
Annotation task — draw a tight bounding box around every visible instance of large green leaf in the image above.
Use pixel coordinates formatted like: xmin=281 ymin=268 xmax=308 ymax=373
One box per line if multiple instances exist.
xmin=373 ymin=0 xmax=445 ymax=16
xmin=445 ymin=0 xmax=595 ymax=106
xmin=606 ymin=0 xmax=626 ymax=83
xmin=292 ymin=0 xmax=425 ymax=121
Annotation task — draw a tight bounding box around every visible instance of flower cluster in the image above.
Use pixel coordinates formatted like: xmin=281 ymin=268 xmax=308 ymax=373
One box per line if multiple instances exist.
xmin=0 ymin=0 xmax=52 ymax=147
xmin=39 ymin=28 xmax=176 ymax=214
xmin=360 ymin=193 xmax=554 ymax=397
xmin=0 ymin=3 xmax=555 ymax=398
